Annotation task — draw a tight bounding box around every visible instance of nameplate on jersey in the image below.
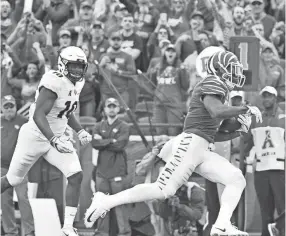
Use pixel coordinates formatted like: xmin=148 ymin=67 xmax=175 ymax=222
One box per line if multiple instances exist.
xmin=68 ymin=90 xmax=78 ymax=96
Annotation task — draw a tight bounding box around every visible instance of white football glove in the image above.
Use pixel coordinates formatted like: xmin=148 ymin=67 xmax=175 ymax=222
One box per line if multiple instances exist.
xmin=245 ymin=105 xmax=263 ymax=123
xmin=237 ymin=114 xmax=252 ymax=133
xmin=50 ymin=136 xmax=74 ymax=153
xmin=77 ymin=129 xmax=92 ymax=145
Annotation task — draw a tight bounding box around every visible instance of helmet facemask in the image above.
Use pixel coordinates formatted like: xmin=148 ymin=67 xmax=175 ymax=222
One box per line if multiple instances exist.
xmin=60 ymin=55 xmax=88 ymax=83
xmin=220 ymin=62 xmax=245 ymax=90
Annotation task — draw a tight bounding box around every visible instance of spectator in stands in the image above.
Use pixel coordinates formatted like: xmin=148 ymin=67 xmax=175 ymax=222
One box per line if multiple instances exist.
xmin=105 ymin=3 xmax=129 ymax=34
xmin=269 ymin=21 xmax=285 ymax=59
xmin=250 ymin=0 xmax=276 ymax=40
xmin=1 ymin=0 xmax=16 ymax=38
xmin=1 ymin=42 xmax=22 ymax=100
xmin=91 ymin=97 xmax=131 ymax=236
xmin=99 ymin=31 xmax=136 ymax=107
xmin=166 ymin=0 xmax=190 ymax=36
xmin=89 ymin=21 xmax=109 ymax=61
xmin=134 ymin=0 xmax=160 ymax=40
xmin=121 ymin=14 xmax=144 ymax=69
xmin=134 ymin=0 xmax=161 ymax=71
xmin=244 ymin=86 xmax=285 ymax=236
xmin=7 ymin=60 xmax=42 ymax=106
xmin=175 ymin=11 xmax=218 ymax=62
xmin=77 ymin=41 xmax=101 ymax=117
xmin=150 ymin=43 xmax=189 ymax=136
xmin=147 ymin=39 xmax=171 ymax=74
xmin=259 ymin=45 xmax=285 ymax=102
xmin=61 ymin=0 xmax=94 ymax=43
xmin=1 ymin=95 xmax=35 ymax=236
xmin=35 ymin=0 xmax=70 ymax=45
xmin=147 ymin=19 xmax=175 ymax=60
xmin=152 ymin=183 xmax=205 ymax=236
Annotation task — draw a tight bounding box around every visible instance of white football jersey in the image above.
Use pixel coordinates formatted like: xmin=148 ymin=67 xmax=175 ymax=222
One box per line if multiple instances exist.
xmin=28 ymin=70 xmax=85 ymax=139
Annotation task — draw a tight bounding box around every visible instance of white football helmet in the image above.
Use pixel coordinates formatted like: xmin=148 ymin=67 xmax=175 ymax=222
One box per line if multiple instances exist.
xmin=196 ymin=46 xmax=225 ymax=79
xmin=58 ymin=46 xmax=88 ymax=83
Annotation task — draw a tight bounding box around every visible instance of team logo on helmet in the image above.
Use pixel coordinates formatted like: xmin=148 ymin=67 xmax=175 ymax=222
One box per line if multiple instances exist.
xmin=206 ymin=51 xmax=245 ymax=90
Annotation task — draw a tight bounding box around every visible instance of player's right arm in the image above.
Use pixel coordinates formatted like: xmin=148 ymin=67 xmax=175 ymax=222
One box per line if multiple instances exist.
xmin=33 ymin=71 xmax=73 ymax=153
xmin=203 ymin=95 xmax=248 ymax=119
xmin=33 ymin=87 xmax=57 ymax=141
xmin=202 ymin=77 xmax=262 ymax=122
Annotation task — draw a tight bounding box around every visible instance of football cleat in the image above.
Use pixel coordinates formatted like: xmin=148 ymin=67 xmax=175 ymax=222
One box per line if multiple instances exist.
xmin=268 ymin=223 xmax=280 ymax=236
xmin=210 ymin=224 xmax=249 ymax=236
xmin=62 ymin=227 xmax=79 ymax=236
xmin=84 ymin=192 xmax=109 ymax=228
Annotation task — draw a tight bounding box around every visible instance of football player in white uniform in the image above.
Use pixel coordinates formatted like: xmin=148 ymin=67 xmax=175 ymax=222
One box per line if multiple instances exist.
xmin=1 ymin=46 xmax=92 ymax=236
xmin=84 ymin=47 xmax=262 ymax=236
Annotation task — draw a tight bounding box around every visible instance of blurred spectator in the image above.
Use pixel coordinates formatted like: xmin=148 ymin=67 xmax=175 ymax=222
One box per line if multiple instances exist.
xmin=1 ymin=43 xmax=23 ymax=100
xmin=175 ymin=11 xmax=218 ymax=62
xmin=259 ymin=45 xmax=285 ymax=102
xmin=89 ymin=21 xmax=109 ymax=61
xmin=134 ymin=0 xmax=161 ymax=71
xmin=1 ymin=1 xmax=17 ymax=38
xmin=105 ymin=3 xmax=129 ymax=34
xmin=269 ymin=21 xmax=285 ymax=59
xmin=250 ymin=0 xmax=276 ymax=40
xmin=91 ymin=98 xmax=131 ymax=236
xmin=147 ymin=20 xmax=175 ymax=60
xmin=7 ymin=59 xmax=42 ymax=106
xmin=35 ymin=0 xmax=70 ymax=45
xmin=121 ymin=14 xmax=144 ymax=69
xmin=99 ymin=31 xmax=136 ymax=108
xmin=77 ymin=41 xmax=101 ymax=117
xmin=147 ymin=39 xmax=172 ymax=74
xmin=134 ymin=0 xmax=160 ymax=39
xmin=152 ymin=183 xmax=205 ymax=236
xmin=244 ymin=86 xmax=285 ymax=236
xmin=150 ymin=44 xmax=189 ymax=136
xmin=61 ymin=0 xmax=94 ymax=43
xmin=1 ymin=95 xmax=35 ymax=236
xmin=166 ymin=0 xmax=190 ymax=36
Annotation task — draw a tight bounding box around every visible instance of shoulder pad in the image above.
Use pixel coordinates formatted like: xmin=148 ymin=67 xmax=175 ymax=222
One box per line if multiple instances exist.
xmin=40 ymin=70 xmax=64 ymax=96
xmin=201 ymin=75 xmax=228 ymax=98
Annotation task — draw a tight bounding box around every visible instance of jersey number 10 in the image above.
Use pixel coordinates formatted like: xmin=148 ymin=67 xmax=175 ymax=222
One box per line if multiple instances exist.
xmin=58 ymin=101 xmax=78 ymax=118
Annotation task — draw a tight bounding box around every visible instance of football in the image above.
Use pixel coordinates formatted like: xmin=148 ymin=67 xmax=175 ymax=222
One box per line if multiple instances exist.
xmin=218 ymin=117 xmax=241 ymax=133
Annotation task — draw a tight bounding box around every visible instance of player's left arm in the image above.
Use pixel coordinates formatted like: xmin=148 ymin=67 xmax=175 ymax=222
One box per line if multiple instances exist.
xmin=214 ymin=131 xmax=241 ymax=142
xmin=68 ymin=112 xmax=92 ymax=145
xmin=67 ymin=112 xmax=82 ymax=133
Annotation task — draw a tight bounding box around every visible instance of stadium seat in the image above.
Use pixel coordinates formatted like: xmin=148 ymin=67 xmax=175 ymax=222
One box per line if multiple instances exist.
xmin=29 ymin=199 xmax=62 ymax=236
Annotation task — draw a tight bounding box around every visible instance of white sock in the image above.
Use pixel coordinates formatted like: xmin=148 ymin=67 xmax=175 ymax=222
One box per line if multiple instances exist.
xmin=214 ymin=184 xmax=244 ymax=227
xmin=105 ymin=183 xmax=165 ymax=210
xmin=64 ymin=206 xmax=77 ymax=228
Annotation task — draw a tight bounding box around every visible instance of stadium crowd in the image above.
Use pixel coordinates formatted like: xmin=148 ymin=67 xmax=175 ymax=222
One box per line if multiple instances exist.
xmin=1 ymin=0 xmax=285 ymax=236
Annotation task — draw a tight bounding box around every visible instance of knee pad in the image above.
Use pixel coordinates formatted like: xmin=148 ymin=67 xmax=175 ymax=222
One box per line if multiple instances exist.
xmin=155 ymin=181 xmax=177 ymax=199
xmin=229 ymin=169 xmax=246 ymax=189
xmin=67 ymin=171 xmax=83 ymax=184
xmin=6 ymin=174 xmax=24 ymax=187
